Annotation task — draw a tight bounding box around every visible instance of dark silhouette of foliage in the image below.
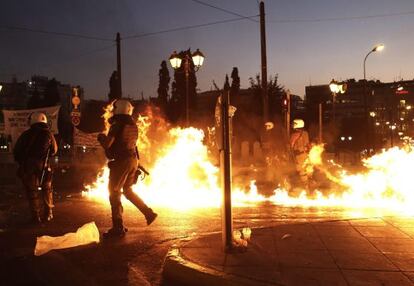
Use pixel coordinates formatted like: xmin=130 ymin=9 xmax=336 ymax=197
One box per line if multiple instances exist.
xmin=157 ymin=60 xmax=170 ymax=106
xmin=108 ymin=70 xmax=121 ymax=102
xmin=44 ymin=78 xmax=60 ymax=107
xmin=168 ymin=49 xmax=198 ymax=123
xmin=248 ymin=74 xmax=285 ymax=117
xmin=224 ymin=74 xmax=230 ymax=90
xmin=230 ymin=67 xmax=240 ymax=96
xmin=168 ymin=80 xmax=180 ymax=122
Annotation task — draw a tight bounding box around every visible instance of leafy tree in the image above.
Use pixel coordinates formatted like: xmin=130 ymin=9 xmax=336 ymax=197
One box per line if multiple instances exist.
xmin=230 ymin=67 xmax=240 ymax=96
xmin=44 ymin=78 xmax=60 ymax=107
xmin=267 ymin=74 xmax=285 ymax=116
xmin=157 ymin=60 xmax=170 ymax=106
xmin=168 ymin=49 xmax=198 ymax=122
xmin=108 ymin=70 xmax=121 ymax=102
xmin=168 ymin=80 xmax=180 ymax=122
xmin=248 ymin=74 xmax=285 ymax=117
xmin=224 ymin=74 xmax=230 ymax=90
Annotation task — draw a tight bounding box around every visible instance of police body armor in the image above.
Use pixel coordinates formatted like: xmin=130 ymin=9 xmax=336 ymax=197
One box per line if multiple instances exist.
xmin=105 ymin=114 xmax=139 ymax=161
xmin=13 ymin=122 xmax=57 ymax=223
xmin=14 ymin=122 xmax=55 ymax=177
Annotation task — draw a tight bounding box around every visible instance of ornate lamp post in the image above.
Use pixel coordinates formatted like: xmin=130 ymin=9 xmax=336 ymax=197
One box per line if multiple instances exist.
xmin=169 ymin=49 xmax=205 ymax=126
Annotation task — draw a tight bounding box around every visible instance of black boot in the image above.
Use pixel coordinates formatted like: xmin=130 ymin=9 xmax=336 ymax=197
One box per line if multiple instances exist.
xmin=145 ymin=210 xmax=158 ymax=226
xmin=31 ymin=214 xmax=42 ymax=224
xmin=103 ymin=227 xmax=128 ymax=239
xmin=31 ymin=210 xmax=42 ymax=224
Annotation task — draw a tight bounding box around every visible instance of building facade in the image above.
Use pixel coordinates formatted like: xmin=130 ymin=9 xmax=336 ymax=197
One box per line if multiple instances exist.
xmin=0 ymin=75 xmax=84 ymax=149
xmin=305 ymin=79 xmax=414 ymax=151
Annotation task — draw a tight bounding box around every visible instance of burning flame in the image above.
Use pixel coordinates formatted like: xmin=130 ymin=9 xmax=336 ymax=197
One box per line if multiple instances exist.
xmin=269 ymin=145 xmax=414 ymax=215
xmin=84 ymin=105 xmax=414 ymax=214
xmin=102 ymin=102 xmax=113 ymax=135
xmin=84 ymin=125 xmax=265 ymax=210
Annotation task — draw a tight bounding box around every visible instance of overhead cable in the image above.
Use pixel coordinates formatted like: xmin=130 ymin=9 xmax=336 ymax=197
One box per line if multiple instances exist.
xmin=189 ymin=0 xmax=258 ymax=23
xmin=0 ymin=25 xmax=114 ymax=42
xmin=268 ymin=10 xmax=414 ymax=23
xmin=123 ymin=15 xmax=259 ymax=40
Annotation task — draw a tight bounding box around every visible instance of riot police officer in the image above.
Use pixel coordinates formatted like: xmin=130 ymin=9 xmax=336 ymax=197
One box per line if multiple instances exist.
xmin=97 ymin=99 xmax=157 ymax=238
xmin=290 ymin=119 xmax=310 ymax=187
xmin=13 ymin=112 xmax=57 ymax=223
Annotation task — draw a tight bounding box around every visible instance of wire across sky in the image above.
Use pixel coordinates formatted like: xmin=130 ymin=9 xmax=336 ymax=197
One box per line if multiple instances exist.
xmin=1 ymin=0 xmax=413 ymax=99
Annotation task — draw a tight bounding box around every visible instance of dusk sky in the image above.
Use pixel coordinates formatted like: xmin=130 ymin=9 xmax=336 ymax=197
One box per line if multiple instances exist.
xmin=1 ymin=0 xmax=414 ymax=100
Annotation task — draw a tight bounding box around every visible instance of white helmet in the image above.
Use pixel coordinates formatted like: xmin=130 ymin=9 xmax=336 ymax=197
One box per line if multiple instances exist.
xmin=113 ymin=99 xmax=133 ymax=115
xmin=293 ymin=119 xmax=304 ymax=129
xmin=29 ymin=112 xmax=48 ymax=125
xmin=264 ymin=121 xmax=274 ymax=130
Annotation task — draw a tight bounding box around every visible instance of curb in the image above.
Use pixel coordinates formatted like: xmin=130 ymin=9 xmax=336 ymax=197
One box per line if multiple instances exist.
xmin=162 ymin=246 xmax=281 ymax=286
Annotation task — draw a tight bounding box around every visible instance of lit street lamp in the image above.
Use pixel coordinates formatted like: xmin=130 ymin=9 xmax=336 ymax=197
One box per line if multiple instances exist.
xmin=169 ymin=49 xmax=205 ymax=126
xmin=329 ymin=79 xmax=346 ymax=123
xmin=329 ymin=79 xmax=346 ymax=154
xmin=363 ymin=44 xmax=384 ymax=152
xmin=363 ymin=44 xmax=384 ymax=83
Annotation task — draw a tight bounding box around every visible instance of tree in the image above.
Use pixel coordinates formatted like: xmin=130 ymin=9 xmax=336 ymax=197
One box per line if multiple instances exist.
xmin=157 ymin=60 xmax=170 ymax=106
xmin=248 ymin=74 xmax=285 ymax=117
xmin=267 ymin=75 xmax=285 ymax=116
xmin=44 ymin=78 xmax=60 ymax=107
xmin=168 ymin=49 xmax=198 ymax=123
xmin=230 ymin=67 xmax=240 ymax=96
xmin=224 ymin=74 xmax=230 ymax=90
xmin=168 ymin=80 xmax=180 ymax=122
xmin=108 ymin=71 xmax=120 ymax=102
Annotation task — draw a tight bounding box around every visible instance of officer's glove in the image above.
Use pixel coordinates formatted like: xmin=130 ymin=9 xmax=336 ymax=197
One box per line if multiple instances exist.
xmin=97 ymin=133 xmax=106 ymax=145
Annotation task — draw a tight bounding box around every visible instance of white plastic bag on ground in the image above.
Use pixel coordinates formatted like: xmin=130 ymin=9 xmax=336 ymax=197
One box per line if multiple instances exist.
xmin=34 ymin=221 xmax=100 ymax=256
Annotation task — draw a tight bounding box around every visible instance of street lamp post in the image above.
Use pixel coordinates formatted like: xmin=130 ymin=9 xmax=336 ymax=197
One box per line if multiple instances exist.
xmin=363 ymin=44 xmax=384 ymax=152
xmin=329 ymin=79 xmax=346 ymax=155
xmin=329 ymin=79 xmax=346 ymax=124
xmin=329 ymin=79 xmax=338 ymax=123
xmin=169 ymin=49 xmax=205 ymax=126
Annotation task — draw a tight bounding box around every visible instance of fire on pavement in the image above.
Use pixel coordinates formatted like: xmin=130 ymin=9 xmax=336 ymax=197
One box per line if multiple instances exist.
xmin=82 ymin=105 xmax=414 ymax=215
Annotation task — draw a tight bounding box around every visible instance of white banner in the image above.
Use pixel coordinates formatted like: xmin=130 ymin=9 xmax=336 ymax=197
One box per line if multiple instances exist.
xmin=73 ymin=127 xmax=100 ymax=148
xmin=2 ymin=106 xmax=60 ymax=146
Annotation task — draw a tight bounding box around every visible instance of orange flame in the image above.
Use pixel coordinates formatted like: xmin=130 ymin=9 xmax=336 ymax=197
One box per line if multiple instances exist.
xmin=102 ymin=102 xmax=113 ymax=135
xmin=84 ymin=106 xmax=414 ymax=215
xmin=269 ymin=144 xmax=414 ymax=215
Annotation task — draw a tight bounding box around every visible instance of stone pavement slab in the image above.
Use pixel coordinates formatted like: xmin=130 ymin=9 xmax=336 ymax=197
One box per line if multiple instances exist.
xmin=163 ymin=217 xmax=414 ymax=286
xmin=355 ymin=226 xmax=410 ymax=238
xmin=321 ymin=235 xmax=379 ymax=253
xmin=368 ymin=237 xmax=414 ymax=252
xmin=342 ymin=270 xmax=413 ymax=286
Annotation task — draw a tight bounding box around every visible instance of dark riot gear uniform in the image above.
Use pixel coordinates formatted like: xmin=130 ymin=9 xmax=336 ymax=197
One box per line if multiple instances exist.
xmin=13 ymin=122 xmax=57 ymax=223
xmin=98 ymin=114 xmax=157 ymax=238
xmin=290 ymin=128 xmax=311 ymax=187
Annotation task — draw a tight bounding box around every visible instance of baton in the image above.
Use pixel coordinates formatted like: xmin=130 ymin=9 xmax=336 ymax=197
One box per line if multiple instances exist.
xmin=38 ymin=146 xmax=51 ymax=191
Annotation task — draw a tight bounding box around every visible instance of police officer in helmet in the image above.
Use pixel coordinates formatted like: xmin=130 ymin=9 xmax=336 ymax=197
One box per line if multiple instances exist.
xmin=97 ymin=99 xmax=157 ymax=238
xmin=13 ymin=112 xmax=57 ymax=223
xmin=290 ymin=119 xmax=310 ymax=187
